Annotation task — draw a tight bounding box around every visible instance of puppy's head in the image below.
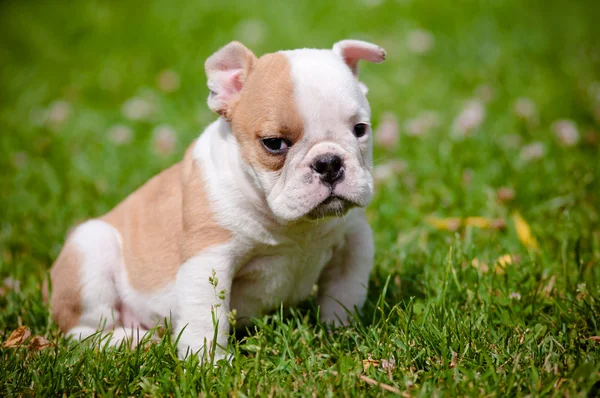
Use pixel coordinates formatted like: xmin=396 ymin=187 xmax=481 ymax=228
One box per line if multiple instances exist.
xmin=205 ymin=40 xmax=385 ymax=222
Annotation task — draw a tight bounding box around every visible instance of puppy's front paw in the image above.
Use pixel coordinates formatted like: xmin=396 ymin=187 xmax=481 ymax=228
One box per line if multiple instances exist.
xmin=320 ymin=304 xmax=352 ymax=328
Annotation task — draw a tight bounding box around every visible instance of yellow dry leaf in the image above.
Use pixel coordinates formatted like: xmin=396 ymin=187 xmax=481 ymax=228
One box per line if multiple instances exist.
xmin=28 ymin=335 xmax=53 ymax=351
xmin=362 ymin=358 xmax=380 ymax=372
xmin=464 ymin=217 xmax=491 ymax=228
xmin=494 ymin=254 xmax=514 ymax=275
xmin=513 ymin=212 xmax=539 ymax=249
xmin=471 ymin=258 xmax=490 ymax=273
xmin=425 ymin=217 xmax=461 ymax=231
xmin=3 ymin=326 xmax=31 ymax=348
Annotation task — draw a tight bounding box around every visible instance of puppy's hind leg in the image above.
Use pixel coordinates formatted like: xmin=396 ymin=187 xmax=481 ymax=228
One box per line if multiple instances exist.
xmin=51 ymin=220 xmax=124 ymax=345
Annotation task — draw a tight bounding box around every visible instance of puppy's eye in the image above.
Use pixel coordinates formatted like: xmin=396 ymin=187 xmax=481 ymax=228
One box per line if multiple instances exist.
xmin=261 ymin=137 xmax=291 ymax=154
xmin=353 ymin=123 xmax=368 ymax=138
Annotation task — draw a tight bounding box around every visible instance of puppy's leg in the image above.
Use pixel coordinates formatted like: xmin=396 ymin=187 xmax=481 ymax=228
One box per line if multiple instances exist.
xmin=174 ymin=245 xmax=234 ymax=363
xmin=317 ymin=216 xmax=374 ymax=326
xmin=51 ymin=220 xmax=126 ymax=345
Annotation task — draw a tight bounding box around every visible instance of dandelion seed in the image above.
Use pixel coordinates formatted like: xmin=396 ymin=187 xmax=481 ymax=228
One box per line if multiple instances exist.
xmin=519 ymin=142 xmax=545 ymax=162
xmin=122 ymin=97 xmax=155 ymax=121
xmin=157 ymin=69 xmax=180 ymax=93
xmin=552 ymin=119 xmax=579 ymax=147
xmin=152 ymin=125 xmax=177 ymax=155
xmin=452 ymin=100 xmax=486 ymax=138
xmin=233 ymin=19 xmax=267 ymax=46
xmin=509 ymin=292 xmax=522 ymax=300
xmin=407 ymin=29 xmax=435 ymax=54
xmin=107 ymin=124 xmax=133 ymax=145
xmin=374 ymin=112 xmax=399 ymax=147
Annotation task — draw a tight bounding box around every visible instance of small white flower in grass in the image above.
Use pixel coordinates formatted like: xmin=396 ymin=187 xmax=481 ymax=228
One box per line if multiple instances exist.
xmin=405 ymin=111 xmax=441 ymax=137
xmin=152 ymin=124 xmax=177 ymax=155
xmin=509 ymin=292 xmax=521 ymax=301
xmin=4 ymin=277 xmax=20 ymax=291
xmin=513 ymin=97 xmax=537 ymax=121
xmin=373 ymin=160 xmax=407 ymax=184
xmin=122 ymin=97 xmax=155 ymax=121
xmin=519 ymin=142 xmax=545 ymax=162
xmin=46 ymin=100 xmax=72 ymax=127
xmin=107 ymin=124 xmax=133 ymax=145
xmin=452 ymin=100 xmax=486 ymax=138
xmin=374 ymin=112 xmax=399 ymax=147
xmin=407 ymin=29 xmax=435 ymax=54
xmin=233 ymin=20 xmax=267 ymax=46
xmin=157 ymin=69 xmax=180 ymax=93
xmin=552 ymin=119 xmax=579 ymax=147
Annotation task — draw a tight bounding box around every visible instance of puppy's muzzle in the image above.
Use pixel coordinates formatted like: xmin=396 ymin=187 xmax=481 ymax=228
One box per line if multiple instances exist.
xmin=311 ymin=153 xmax=344 ymax=186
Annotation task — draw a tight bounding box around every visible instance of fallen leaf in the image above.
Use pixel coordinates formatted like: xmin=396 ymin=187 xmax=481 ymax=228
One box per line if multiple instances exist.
xmin=426 ymin=216 xmax=461 ymax=232
xmin=513 ymin=212 xmax=539 ymax=250
xmin=363 ymin=357 xmax=380 ymax=372
xmin=28 ymin=336 xmax=53 ymax=351
xmin=3 ymin=326 xmax=32 ymax=348
xmin=494 ymin=254 xmax=514 ymax=275
xmin=449 ymin=352 xmax=458 ymax=369
xmin=471 ymin=258 xmax=490 ymax=273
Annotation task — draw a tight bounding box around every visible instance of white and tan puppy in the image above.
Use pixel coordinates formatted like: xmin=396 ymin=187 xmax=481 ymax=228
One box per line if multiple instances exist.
xmin=50 ymin=40 xmax=386 ymax=361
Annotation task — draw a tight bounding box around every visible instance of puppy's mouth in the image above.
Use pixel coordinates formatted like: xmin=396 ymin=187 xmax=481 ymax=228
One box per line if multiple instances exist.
xmin=306 ymin=194 xmax=358 ymax=220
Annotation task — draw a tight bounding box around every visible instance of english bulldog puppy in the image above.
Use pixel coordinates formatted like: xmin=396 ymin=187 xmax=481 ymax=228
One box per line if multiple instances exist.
xmin=50 ymin=40 xmax=386 ymax=361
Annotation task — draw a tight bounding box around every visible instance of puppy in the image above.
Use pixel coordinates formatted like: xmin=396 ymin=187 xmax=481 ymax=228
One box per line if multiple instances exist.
xmin=50 ymin=40 xmax=385 ymax=361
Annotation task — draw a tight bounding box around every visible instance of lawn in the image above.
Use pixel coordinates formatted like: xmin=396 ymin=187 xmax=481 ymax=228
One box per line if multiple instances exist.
xmin=1 ymin=0 xmax=600 ymax=396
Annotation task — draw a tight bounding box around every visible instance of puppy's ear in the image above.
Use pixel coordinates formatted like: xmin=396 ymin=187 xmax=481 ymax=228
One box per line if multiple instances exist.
xmin=205 ymin=41 xmax=257 ymax=119
xmin=333 ymin=40 xmax=386 ymax=95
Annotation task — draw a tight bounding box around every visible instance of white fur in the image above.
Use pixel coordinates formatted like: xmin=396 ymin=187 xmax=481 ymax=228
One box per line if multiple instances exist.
xmin=61 ymin=42 xmax=381 ymax=363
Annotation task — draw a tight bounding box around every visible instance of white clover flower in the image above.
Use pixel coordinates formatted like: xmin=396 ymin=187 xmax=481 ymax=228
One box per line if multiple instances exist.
xmin=152 ymin=124 xmax=177 ymax=155
xmin=107 ymin=124 xmax=134 ymax=145
xmin=519 ymin=142 xmax=545 ymax=162
xmin=157 ymin=69 xmax=181 ymax=93
xmin=374 ymin=112 xmax=399 ymax=147
xmin=407 ymin=29 xmax=435 ymax=54
xmin=552 ymin=119 xmax=579 ymax=147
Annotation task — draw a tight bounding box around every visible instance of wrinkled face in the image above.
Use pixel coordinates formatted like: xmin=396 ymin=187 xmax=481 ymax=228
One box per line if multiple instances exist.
xmin=229 ymin=50 xmax=374 ymax=222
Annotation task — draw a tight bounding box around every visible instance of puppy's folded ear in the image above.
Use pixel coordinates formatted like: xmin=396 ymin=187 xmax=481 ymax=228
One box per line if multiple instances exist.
xmin=332 ymin=40 xmax=386 ymax=95
xmin=205 ymin=41 xmax=257 ymax=119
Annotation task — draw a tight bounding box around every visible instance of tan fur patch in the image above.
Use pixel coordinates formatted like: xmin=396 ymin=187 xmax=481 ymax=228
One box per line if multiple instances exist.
xmin=230 ymin=53 xmax=304 ymax=171
xmin=50 ymin=242 xmax=82 ymax=332
xmin=101 ymin=141 xmax=231 ymax=292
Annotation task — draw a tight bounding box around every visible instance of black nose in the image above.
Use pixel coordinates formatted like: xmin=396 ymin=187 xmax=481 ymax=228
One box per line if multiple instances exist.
xmin=311 ymin=153 xmax=344 ymax=185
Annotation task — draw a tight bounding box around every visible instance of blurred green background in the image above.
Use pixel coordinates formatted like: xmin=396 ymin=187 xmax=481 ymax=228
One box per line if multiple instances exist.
xmin=1 ymin=0 xmax=599 ymax=395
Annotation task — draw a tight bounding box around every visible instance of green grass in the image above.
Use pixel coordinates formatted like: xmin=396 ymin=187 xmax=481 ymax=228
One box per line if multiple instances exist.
xmin=1 ymin=0 xmax=600 ymax=395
